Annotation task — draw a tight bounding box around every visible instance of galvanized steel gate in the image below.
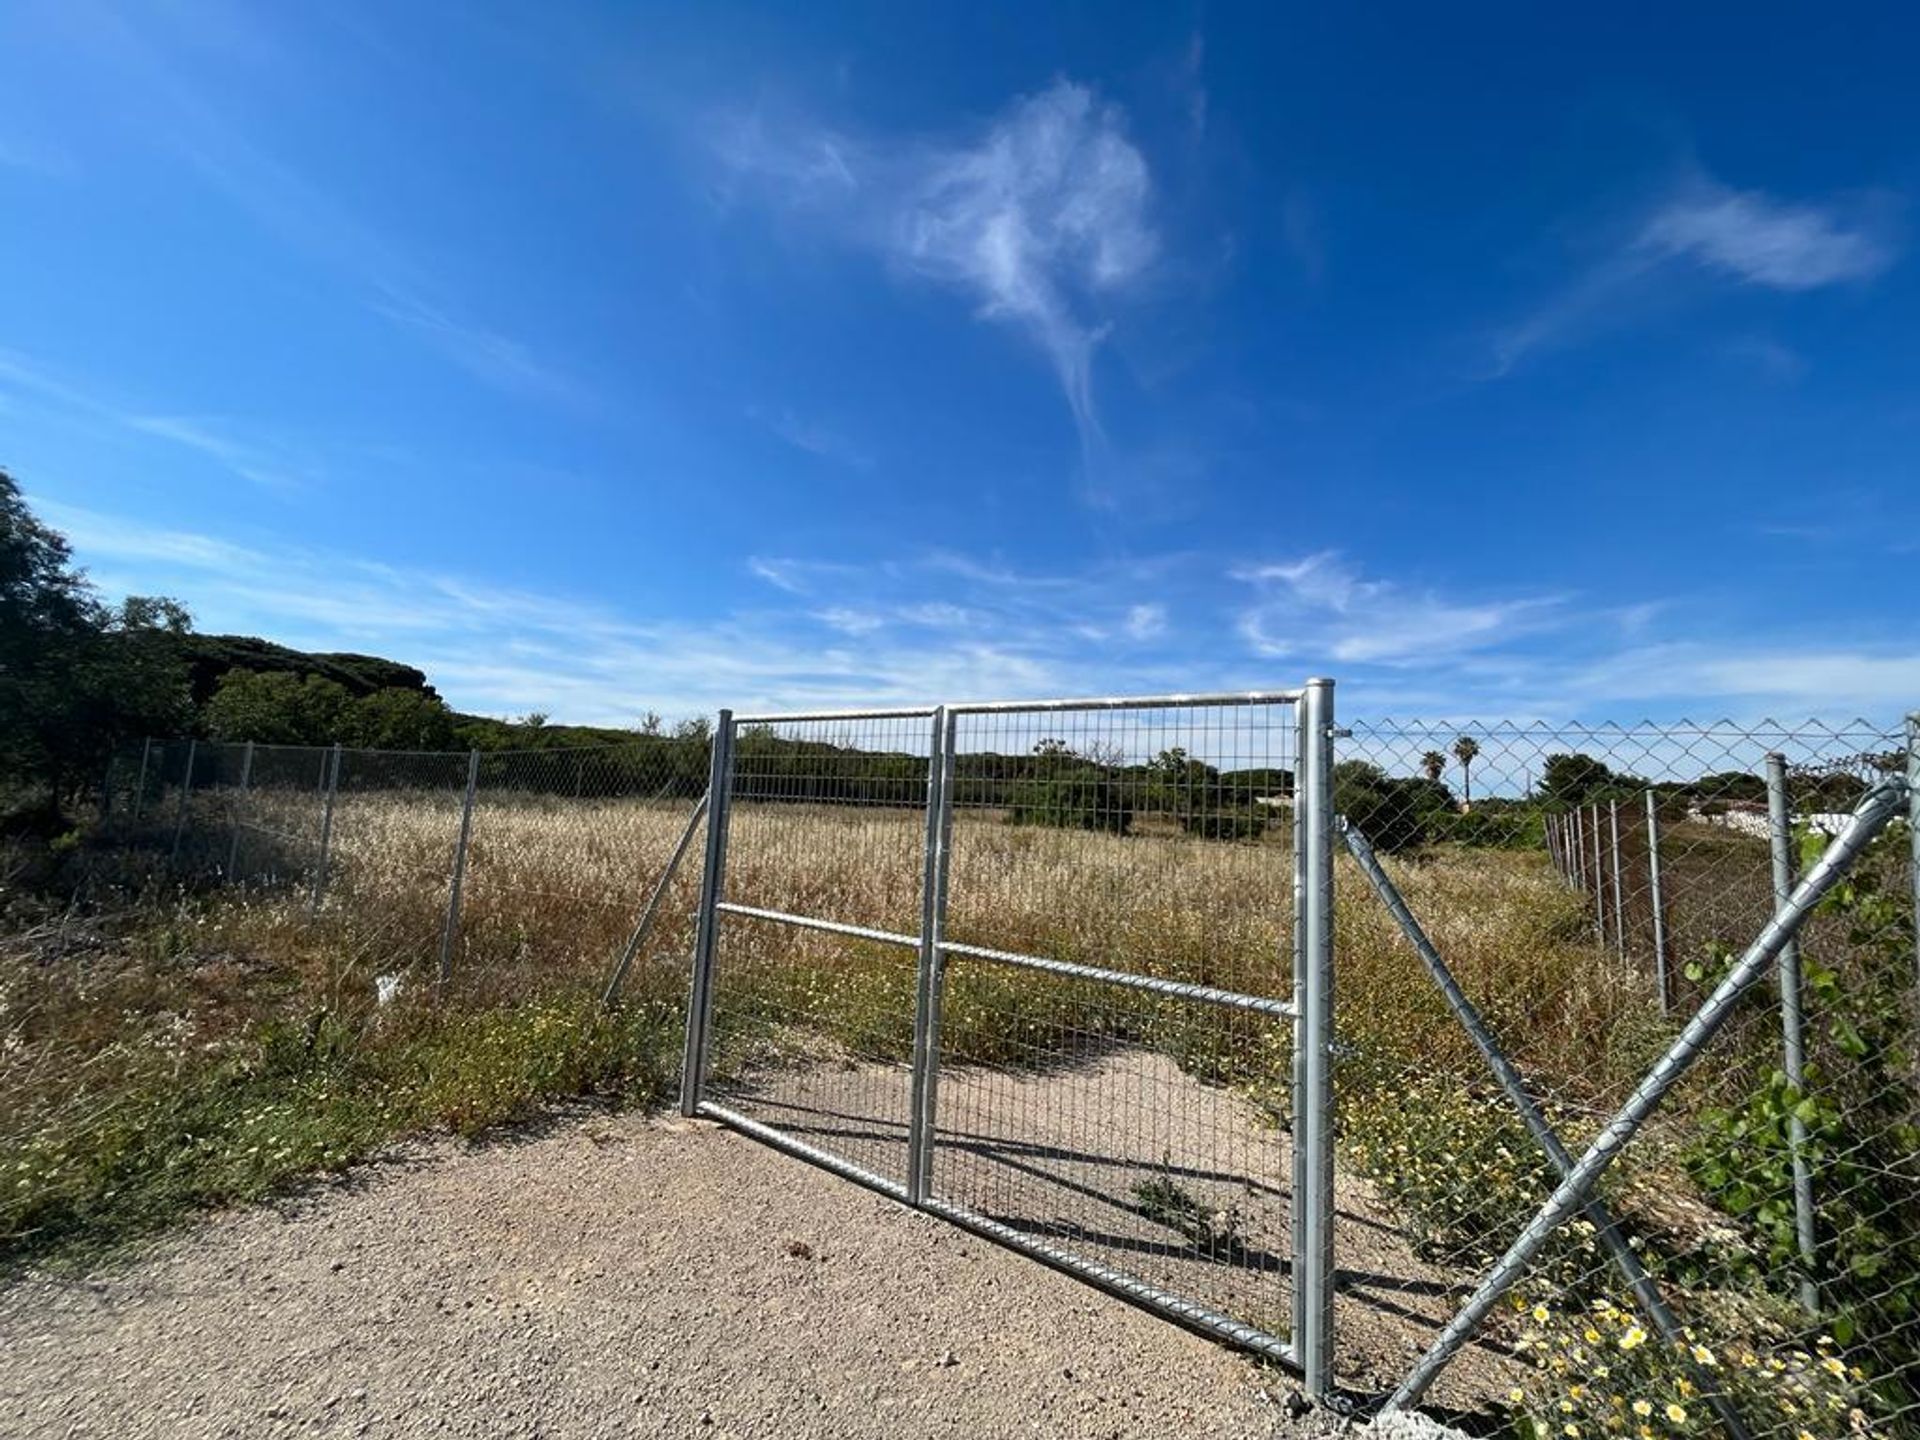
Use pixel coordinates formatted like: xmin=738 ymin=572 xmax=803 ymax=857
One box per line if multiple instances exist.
xmin=678 ymin=683 xmax=1339 ymax=1394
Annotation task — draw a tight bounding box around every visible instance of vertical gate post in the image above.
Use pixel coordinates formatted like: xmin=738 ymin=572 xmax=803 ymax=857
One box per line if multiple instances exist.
xmin=1645 ymin=789 xmax=1669 ymax=1013
xmin=311 ymin=743 xmax=342 ymax=913
xmin=131 ymin=737 xmax=152 ymax=823
xmin=908 ymin=707 xmax=957 ymax=1204
xmin=438 ymin=750 xmax=481 ymax=992
xmin=1765 ymin=753 xmax=1819 ymax=1313
xmin=226 ymin=739 xmax=255 ymax=882
xmin=170 ymin=738 xmax=199 ymax=868
xmin=1292 ymin=678 xmax=1336 ymax=1399
xmin=1607 ymin=798 xmax=1625 ymax=959
xmin=680 ymin=713 xmax=736 ymax=1116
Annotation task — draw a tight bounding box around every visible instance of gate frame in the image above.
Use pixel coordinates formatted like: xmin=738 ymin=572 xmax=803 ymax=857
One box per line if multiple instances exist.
xmin=675 ymin=684 xmax=1338 ymax=1397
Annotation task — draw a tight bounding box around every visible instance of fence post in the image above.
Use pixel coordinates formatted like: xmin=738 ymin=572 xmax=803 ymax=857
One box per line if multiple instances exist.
xmin=438 ymin=750 xmax=481 ymax=991
xmin=225 ymin=739 xmax=255 ymax=882
xmin=1908 ymin=713 xmax=1919 ymax=990
xmin=1765 ymin=753 xmax=1819 ymax=1313
xmin=1573 ymin=806 xmax=1586 ymax=890
xmin=1387 ymin=778 xmax=1907 ymax=1414
xmin=1645 ymin=789 xmax=1669 ymax=1014
xmin=1589 ymin=803 xmax=1605 ymax=942
xmin=311 ymin=743 xmax=342 ymax=913
xmin=1608 ymin=798 xmax=1625 ymax=959
xmin=680 ymin=714 xmax=735 ymax=1117
xmin=131 ymin=738 xmax=153 ymax=823
xmin=908 ymin=707 xmax=957 ymax=1205
xmin=169 ymin=738 xmax=199 ymax=868
xmin=1292 ymin=678 xmax=1336 ymax=1400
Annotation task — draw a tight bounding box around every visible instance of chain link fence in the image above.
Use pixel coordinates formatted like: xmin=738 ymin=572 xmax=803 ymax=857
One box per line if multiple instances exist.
xmin=98 ymin=734 xmax=712 ymax=1010
xmin=1333 ymin=719 xmax=1917 ymax=1438
xmin=87 ymin=704 xmax=1920 ymax=1437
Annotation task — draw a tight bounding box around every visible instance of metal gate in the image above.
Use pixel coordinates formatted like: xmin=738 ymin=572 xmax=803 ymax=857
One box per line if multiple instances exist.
xmin=678 ymin=683 xmax=1339 ymax=1394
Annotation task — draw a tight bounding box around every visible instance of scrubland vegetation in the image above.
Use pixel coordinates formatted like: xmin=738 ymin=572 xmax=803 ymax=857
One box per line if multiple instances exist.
xmin=5 ymin=776 xmax=1914 ymax=1437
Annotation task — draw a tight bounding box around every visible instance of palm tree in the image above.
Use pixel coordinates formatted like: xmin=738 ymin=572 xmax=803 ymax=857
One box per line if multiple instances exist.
xmin=1452 ymin=734 xmax=1481 ymax=810
xmin=1420 ymin=750 xmax=1446 ymax=783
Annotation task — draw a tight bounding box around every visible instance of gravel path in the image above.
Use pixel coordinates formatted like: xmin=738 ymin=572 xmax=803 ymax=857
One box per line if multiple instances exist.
xmin=0 ymin=1109 xmax=1344 ymax=1440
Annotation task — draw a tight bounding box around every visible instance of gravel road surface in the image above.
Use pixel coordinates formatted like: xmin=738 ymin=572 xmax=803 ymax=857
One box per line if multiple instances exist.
xmin=1 ymin=1110 xmax=1347 ymax=1440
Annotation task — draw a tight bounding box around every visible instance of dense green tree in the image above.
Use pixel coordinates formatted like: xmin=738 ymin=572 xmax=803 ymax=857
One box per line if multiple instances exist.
xmin=346 ymin=688 xmax=457 ymax=750
xmin=0 ymin=474 xmax=193 ymax=811
xmin=204 ymin=669 xmax=352 ymax=746
xmin=1539 ymin=752 xmax=1615 ymax=806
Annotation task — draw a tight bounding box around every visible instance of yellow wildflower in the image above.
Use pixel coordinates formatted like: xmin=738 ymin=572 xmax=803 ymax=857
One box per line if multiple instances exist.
xmin=1821 ymin=1357 xmax=1846 ymax=1377
xmin=1620 ymin=1327 xmax=1647 ymax=1352
xmin=1535 ymin=1304 xmax=1552 ymax=1323
xmin=1665 ymin=1404 xmax=1687 ymax=1425
xmin=1690 ymin=1345 xmax=1716 ymax=1367
xmin=1632 ymin=1401 xmax=1653 ymax=1418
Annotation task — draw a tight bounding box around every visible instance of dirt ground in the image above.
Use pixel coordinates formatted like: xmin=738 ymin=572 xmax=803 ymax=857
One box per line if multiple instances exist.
xmin=1 ymin=1107 xmax=1351 ymax=1440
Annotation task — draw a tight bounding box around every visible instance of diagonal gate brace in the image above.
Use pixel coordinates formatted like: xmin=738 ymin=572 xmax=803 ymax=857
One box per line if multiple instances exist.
xmin=1379 ymin=777 xmax=1909 ymax=1418
xmin=1340 ymin=818 xmax=1749 ymax=1440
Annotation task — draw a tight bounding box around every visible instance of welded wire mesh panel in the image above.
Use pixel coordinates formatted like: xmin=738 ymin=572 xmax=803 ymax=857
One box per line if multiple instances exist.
xmin=927 ymin=697 xmax=1301 ymax=1349
xmin=931 ymin=965 xmax=1296 ymax=1341
xmin=446 ymin=743 xmax=707 ymax=1010
xmin=944 ymin=699 xmax=1299 ymax=999
xmin=1332 ymin=718 xmax=1916 ymax=1436
xmin=704 ymin=711 xmax=935 ymax=1189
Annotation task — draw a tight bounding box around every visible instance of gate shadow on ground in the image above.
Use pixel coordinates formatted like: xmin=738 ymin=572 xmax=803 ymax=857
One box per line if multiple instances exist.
xmin=720 ymin=1046 xmax=1518 ymax=1413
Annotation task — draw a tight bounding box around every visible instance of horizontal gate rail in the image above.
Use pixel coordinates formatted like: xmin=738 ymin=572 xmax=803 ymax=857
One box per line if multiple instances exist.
xmin=941 ymin=939 xmax=1297 ymax=1017
xmin=919 ymin=1196 xmax=1298 ymax=1367
xmin=714 ymin=901 xmax=920 ymax=949
xmin=948 ymin=688 xmax=1304 ymax=715
xmin=696 ymin=1101 xmax=912 ymax=1202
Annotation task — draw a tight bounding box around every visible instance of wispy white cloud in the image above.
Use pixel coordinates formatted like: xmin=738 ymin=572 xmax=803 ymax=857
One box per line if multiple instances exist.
xmin=0 ymin=134 xmax=75 ymax=177
xmin=34 ymin=4 xmax=585 ymax=409
xmin=1639 ymin=183 xmax=1894 ymax=290
xmin=43 ymin=498 xmax=1920 ymax=729
xmin=749 ymin=407 xmax=874 ymax=470
xmin=0 ymin=348 xmax=314 ymax=491
xmin=715 ymin=79 xmax=1158 ymax=453
xmin=1492 ymin=173 xmax=1898 ymax=375
xmin=1234 ymin=552 xmax=1564 ymax=664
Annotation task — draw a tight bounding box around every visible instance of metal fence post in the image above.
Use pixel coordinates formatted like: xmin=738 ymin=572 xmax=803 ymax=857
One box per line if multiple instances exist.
xmin=131 ymin=737 xmax=152 ymax=823
xmin=437 ymin=750 xmax=481 ymax=991
xmin=1908 ymin=713 xmax=1920 ymax=990
xmin=1387 ymin=778 xmax=1907 ymax=1414
xmin=680 ymin=715 xmax=735 ymax=1116
xmin=225 ymin=739 xmax=255 ymax=882
xmin=1573 ymin=805 xmax=1586 ymax=891
xmin=1293 ymin=678 xmax=1336 ymax=1399
xmin=310 ymin=743 xmax=341 ymax=913
xmin=1589 ymin=802 xmax=1606 ymax=942
xmin=1607 ymin=797 xmax=1625 ymax=959
xmin=169 ymin=738 xmax=198 ymax=868
xmin=1765 ymin=752 xmax=1819 ymax=1313
xmin=1645 ymin=789 xmax=1669 ymax=1014
xmin=908 ymin=707 xmax=958 ymax=1205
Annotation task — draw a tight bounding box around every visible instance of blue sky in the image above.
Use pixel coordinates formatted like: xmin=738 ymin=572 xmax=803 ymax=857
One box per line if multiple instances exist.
xmin=3 ymin=2 xmax=1916 ymax=726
